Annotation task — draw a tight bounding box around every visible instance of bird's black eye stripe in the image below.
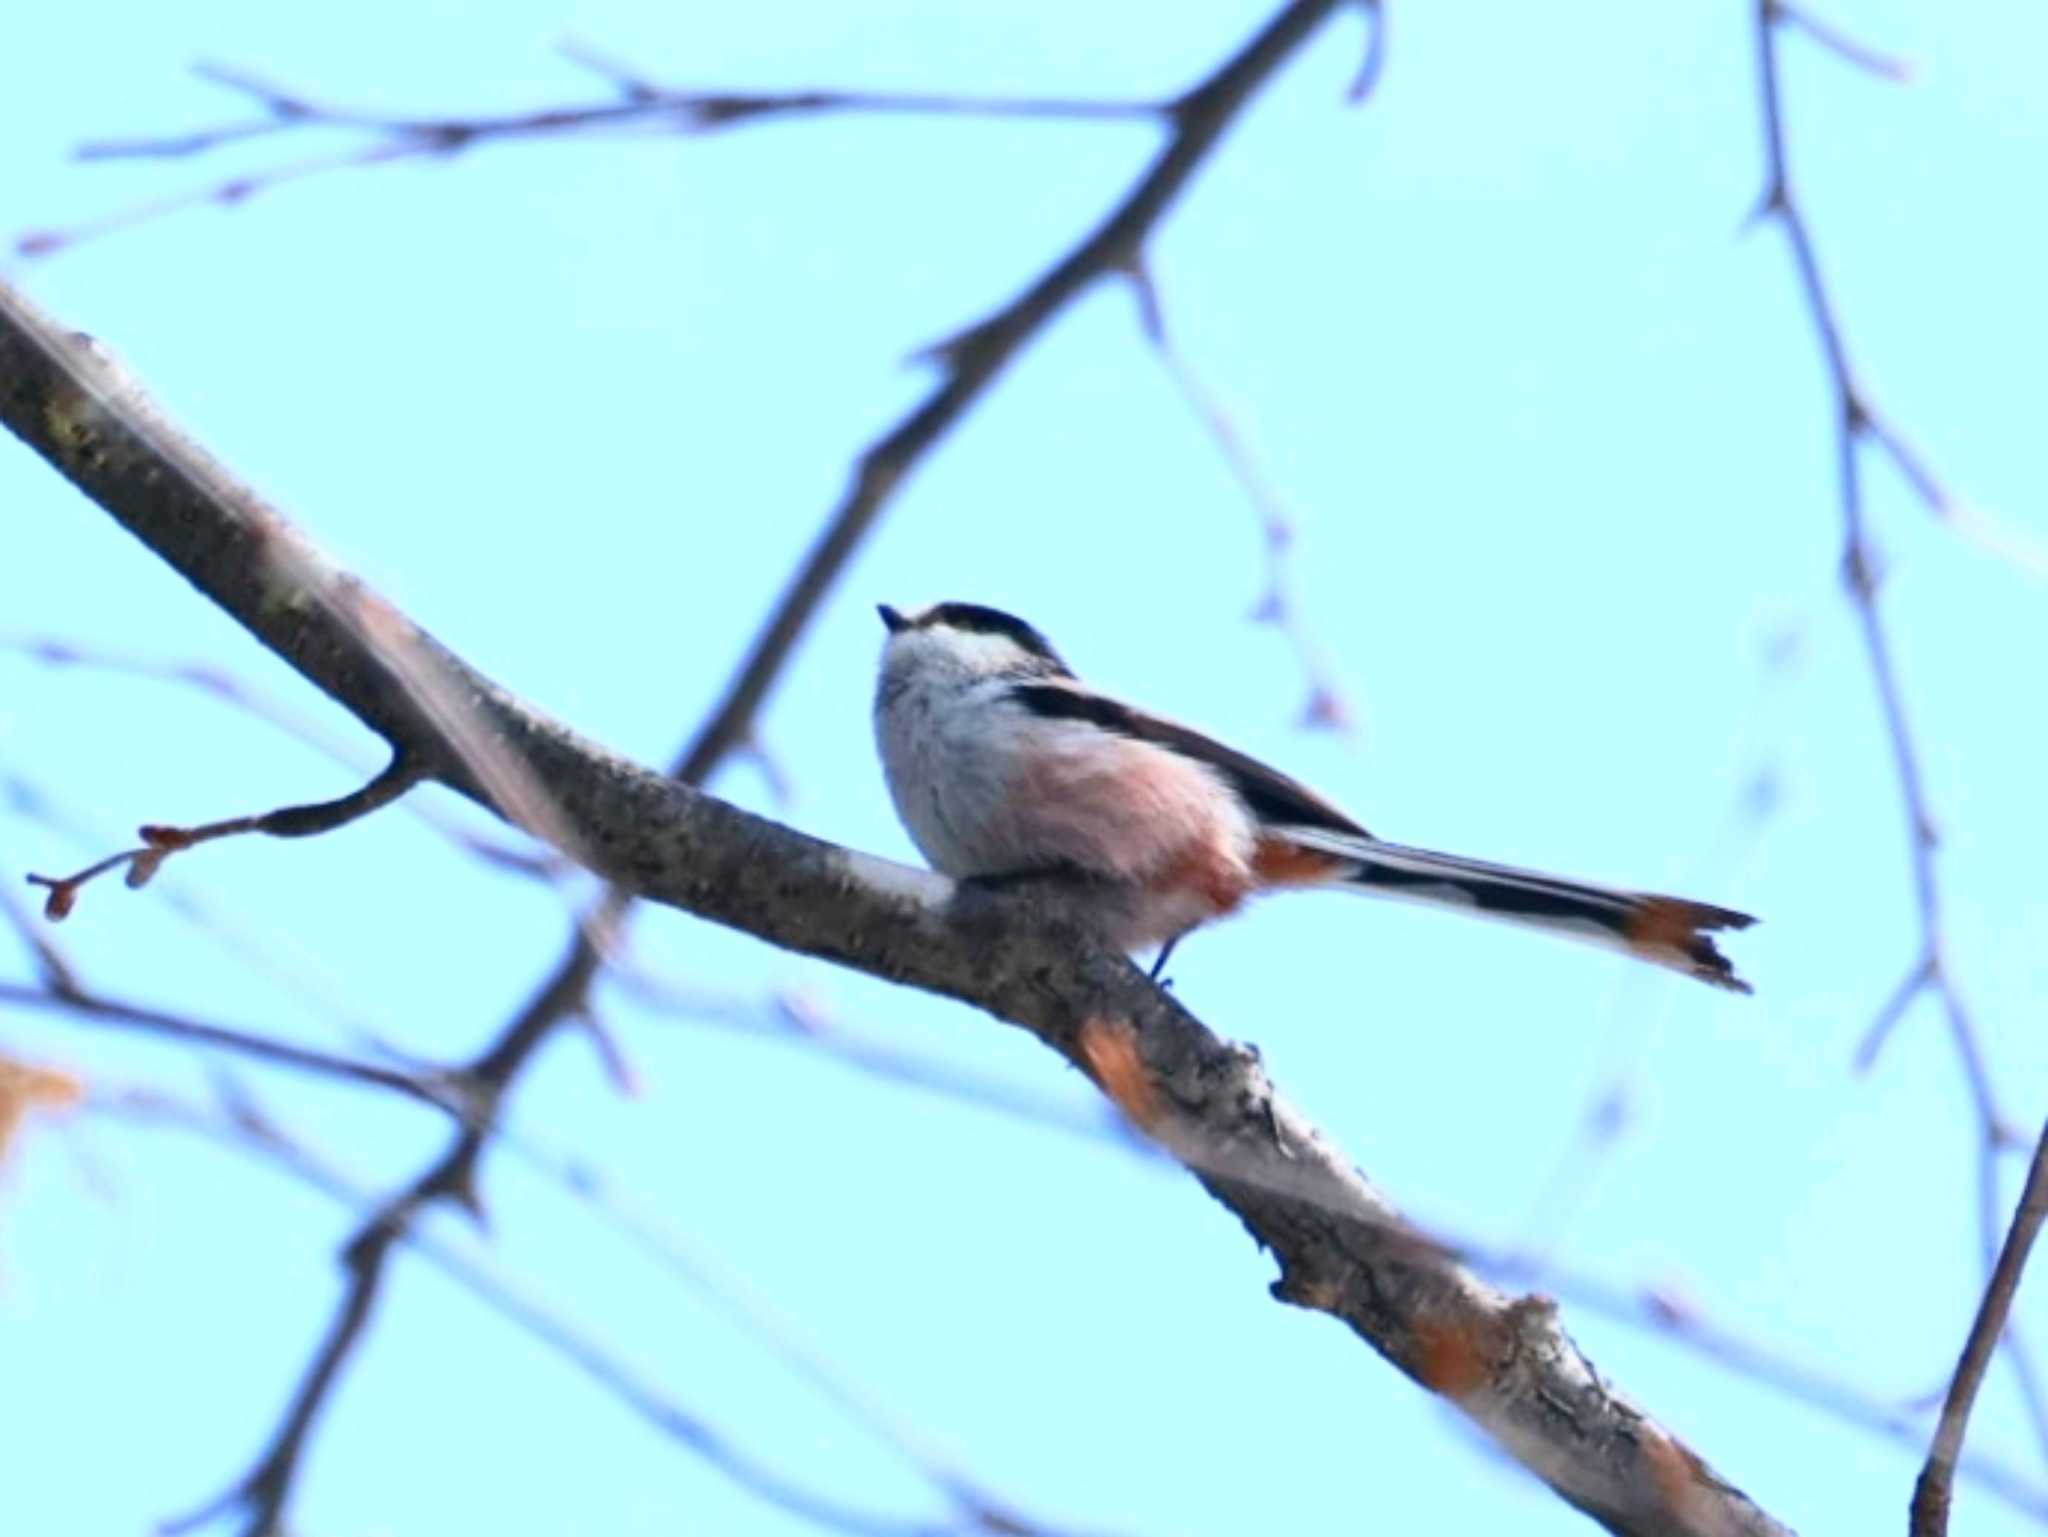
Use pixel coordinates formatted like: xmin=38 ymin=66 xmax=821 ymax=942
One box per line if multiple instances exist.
xmin=923 ymin=603 xmax=1069 ymax=668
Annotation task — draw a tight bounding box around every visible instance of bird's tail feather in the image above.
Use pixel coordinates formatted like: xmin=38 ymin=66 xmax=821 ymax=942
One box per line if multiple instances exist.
xmin=1281 ymin=828 xmax=1756 ymax=993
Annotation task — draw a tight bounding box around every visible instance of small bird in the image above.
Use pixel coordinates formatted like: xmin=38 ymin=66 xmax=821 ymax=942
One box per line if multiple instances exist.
xmin=873 ymin=602 xmax=1755 ymax=992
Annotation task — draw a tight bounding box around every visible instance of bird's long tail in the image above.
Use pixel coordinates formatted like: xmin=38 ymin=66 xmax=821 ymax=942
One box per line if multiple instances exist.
xmin=1280 ymin=828 xmax=1757 ymax=993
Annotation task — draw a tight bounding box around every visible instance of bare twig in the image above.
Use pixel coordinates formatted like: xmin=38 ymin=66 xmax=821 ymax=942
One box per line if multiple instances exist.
xmin=1508 ymin=694 xmax=1792 ymax=1278
xmin=1775 ymin=3 xmax=1913 ymax=80
xmin=1346 ymin=0 xmax=1389 ymax=102
xmin=24 ymin=751 xmax=422 ymax=919
xmin=1852 ymin=952 xmax=1938 ymax=1074
xmin=1748 ymin=0 xmax=2048 ymax=1461
xmin=1913 ymin=1121 xmax=2048 ymax=1537
xmin=2 ymin=759 xmax=440 ymax=1061
xmin=17 ymin=59 xmax=1169 ymax=258
xmin=0 ymin=981 xmax=456 ymax=1109
xmin=1124 ymin=261 xmax=1356 ymax=732
xmin=0 ymin=858 xmax=79 ymax=992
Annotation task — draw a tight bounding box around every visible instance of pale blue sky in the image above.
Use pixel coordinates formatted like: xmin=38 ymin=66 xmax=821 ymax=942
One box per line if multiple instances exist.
xmin=4 ymin=2 xmax=2046 ymax=1534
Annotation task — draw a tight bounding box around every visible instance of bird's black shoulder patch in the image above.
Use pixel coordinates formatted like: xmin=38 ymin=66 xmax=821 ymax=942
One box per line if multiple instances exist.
xmin=1007 ymin=683 xmax=1368 ymax=838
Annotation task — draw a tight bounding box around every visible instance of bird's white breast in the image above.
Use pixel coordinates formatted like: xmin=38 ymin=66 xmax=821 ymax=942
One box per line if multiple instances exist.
xmin=874 ymin=668 xmax=1023 ymax=877
xmin=874 ymin=661 xmax=1259 ymax=950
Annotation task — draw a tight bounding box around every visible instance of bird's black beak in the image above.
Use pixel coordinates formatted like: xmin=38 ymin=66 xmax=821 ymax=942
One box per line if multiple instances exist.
xmin=877 ymin=604 xmax=909 ymax=634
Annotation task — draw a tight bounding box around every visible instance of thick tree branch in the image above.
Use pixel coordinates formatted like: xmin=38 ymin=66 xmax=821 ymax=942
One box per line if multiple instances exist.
xmin=4 ymin=272 xmax=1788 ymax=1536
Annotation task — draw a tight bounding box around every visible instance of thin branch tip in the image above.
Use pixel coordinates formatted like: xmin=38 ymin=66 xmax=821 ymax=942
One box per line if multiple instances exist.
xmin=20 ymin=755 xmax=422 ymax=920
xmin=1346 ymin=0 xmax=1388 ymax=103
xmin=1778 ymin=5 xmax=1914 ymax=82
xmin=555 ymin=37 xmax=664 ymax=102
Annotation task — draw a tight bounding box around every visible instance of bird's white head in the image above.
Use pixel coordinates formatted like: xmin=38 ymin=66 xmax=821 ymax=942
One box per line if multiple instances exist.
xmin=875 ymin=602 xmax=1073 ymax=689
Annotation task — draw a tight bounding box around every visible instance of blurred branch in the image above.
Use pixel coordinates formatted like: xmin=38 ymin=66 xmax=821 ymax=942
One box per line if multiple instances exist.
xmin=18 ymin=59 xmax=1173 ymax=256
xmin=0 ymin=980 xmax=454 ymax=1109
xmin=5 ymin=270 xmax=1791 ymax=1537
xmin=1914 ymin=1121 xmax=2048 ymax=1537
xmin=0 ymin=632 xmax=561 ymax=877
xmin=611 ymin=964 xmax=1150 ymax=1152
xmin=1774 ymin=4 xmax=1913 ymax=80
xmin=1124 ymin=261 xmax=1356 ymax=732
xmin=1508 ymin=728 xmax=1790 ymax=1277
xmin=104 ymin=1083 xmax=1081 ymax=1537
xmin=1747 ymin=0 xmax=2048 ymax=1464
xmin=491 ymin=1127 xmax=1096 ymax=1530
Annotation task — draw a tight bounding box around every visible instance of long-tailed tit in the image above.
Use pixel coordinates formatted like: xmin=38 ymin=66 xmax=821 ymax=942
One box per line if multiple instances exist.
xmin=874 ymin=602 xmax=1755 ymax=992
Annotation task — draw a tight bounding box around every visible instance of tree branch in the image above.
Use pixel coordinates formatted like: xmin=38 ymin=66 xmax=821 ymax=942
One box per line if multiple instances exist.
xmin=16 ymin=65 xmax=1172 ymax=258
xmin=1914 ymin=1121 xmax=2048 ymax=1537
xmin=0 ymin=856 xmax=79 ymax=992
xmin=1747 ymin=0 xmax=2048 ymax=1469
xmin=0 ymin=981 xmax=456 ymax=1109
xmin=4 ymin=267 xmax=1789 ymax=1537
xmin=1124 ymin=260 xmax=1355 ymax=732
